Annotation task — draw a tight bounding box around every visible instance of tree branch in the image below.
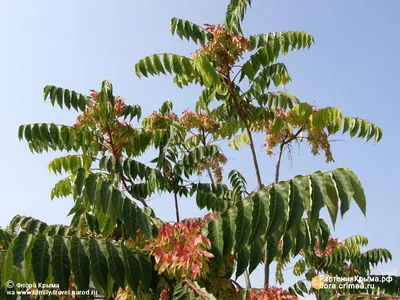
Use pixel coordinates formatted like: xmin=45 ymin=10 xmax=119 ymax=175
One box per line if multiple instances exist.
xmin=226 ymin=66 xmax=255 ymax=289
xmin=107 ymin=124 xmax=148 ymax=207
xmin=174 ymin=191 xmax=180 ymax=222
xmin=183 ymin=279 xmax=208 ymax=300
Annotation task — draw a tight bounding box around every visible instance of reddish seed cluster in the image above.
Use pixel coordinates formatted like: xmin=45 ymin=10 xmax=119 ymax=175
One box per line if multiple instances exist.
xmin=160 ymin=287 xmax=170 ymax=300
xmin=194 ymin=24 xmax=250 ymax=72
xmin=247 ymin=286 xmax=298 ymax=300
xmin=89 ymin=89 xmax=100 ymax=101
xmin=203 ymin=211 xmax=222 ymax=223
xmin=314 ymin=237 xmax=341 ymax=258
xmin=145 ymin=220 xmax=214 ymax=280
xmin=278 ymin=239 xmax=283 ymax=249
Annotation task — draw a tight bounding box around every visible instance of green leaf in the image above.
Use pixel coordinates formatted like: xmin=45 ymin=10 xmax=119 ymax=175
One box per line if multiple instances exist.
xmin=332 ymin=168 xmax=354 ymax=218
xmin=234 ymin=199 xmax=252 ymax=253
xmin=345 ymin=168 xmax=366 ymax=216
xmin=287 ymin=176 xmax=306 ymax=231
xmin=31 ymin=233 xmax=50 ymax=284
xmin=56 ymin=88 xmax=63 ymax=108
xmin=51 ymin=235 xmax=70 ymax=291
xmin=271 ymin=118 xmax=285 ymax=134
xmin=163 ymin=53 xmax=172 ymax=74
xmin=137 ymin=60 xmax=148 ymax=78
xmin=235 ymin=246 xmax=249 ymax=279
xmin=207 ymin=217 xmax=224 ymax=263
xmin=249 ymin=189 xmax=269 ymax=241
xmin=49 ymin=123 xmax=59 ymax=144
xmin=266 ymin=235 xmax=278 ymax=265
xmin=222 ymin=208 xmax=237 ymax=256
xmin=40 ymin=124 xmax=51 ymax=143
xmin=11 ymin=232 xmax=31 ymax=276
xmin=136 ymin=252 xmax=153 ymax=292
xmin=64 ymin=89 xmax=71 ymax=109
xmin=249 ymin=240 xmax=263 ymax=274
xmin=136 ymin=208 xmax=151 ymax=238
xmin=24 ymin=125 xmax=32 ymax=142
xmin=121 ymin=246 xmax=141 ymax=294
xmin=375 ymin=127 xmax=383 ymax=143
xmin=74 ymin=168 xmax=86 ymax=195
xmin=291 ymin=103 xmax=313 ymax=124
xmin=367 ymin=124 xmax=377 ymax=142
xmin=225 ymin=0 xmax=252 ymax=34
xmin=267 ymin=183 xmax=287 ymax=236
xmin=350 ymin=117 xmax=361 ymax=137
xmin=122 ymin=200 xmax=137 ymax=240
xmin=282 ymin=233 xmax=292 ymax=260
xmin=144 ymin=56 xmax=156 ymax=75
xmin=153 ymin=54 xmax=166 ymax=75
xmin=70 ymin=236 xmax=90 ymax=291
xmin=18 ymin=125 xmax=25 ymax=141
xmin=99 ymin=181 xmax=111 ymax=215
xmin=310 ymin=171 xmax=326 ymax=223
xmin=1 ymin=237 xmax=24 ymax=287
xmin=323 ymin=173 xmax=339 ymax=227
xmin=110 ymin=189 xmax=124 ymax=219
xmin=242 ymin=61 xmax=255 ymax=81
xmin=105 ymin=240 xmax=125 ymax=289
xmin=343 ymin=117 xmax=351 ymax=133
xmin=358 ymin=119 xmax=369 ymax=138
xmin=172 ymin=54 xmax=183 ymax=76
xmin=193 ymin=54 xmax=219 ymax=88
xmin=84 ymin=173 xmax=97 ymax=204
xmin=88 ymin=238 xmax=108 ymax=294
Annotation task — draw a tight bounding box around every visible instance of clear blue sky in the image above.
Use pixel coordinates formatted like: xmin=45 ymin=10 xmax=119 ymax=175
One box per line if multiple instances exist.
xmin=1 ymin=0 xmax=399 ymax=292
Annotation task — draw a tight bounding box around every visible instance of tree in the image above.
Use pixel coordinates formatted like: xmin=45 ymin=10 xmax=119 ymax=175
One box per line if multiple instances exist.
xmin=1 ymin=0 xmax=397 ymax=299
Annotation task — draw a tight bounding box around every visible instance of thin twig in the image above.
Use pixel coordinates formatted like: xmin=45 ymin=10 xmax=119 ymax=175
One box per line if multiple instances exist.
xmin=183 ymin=279 xmax=208 ymax=300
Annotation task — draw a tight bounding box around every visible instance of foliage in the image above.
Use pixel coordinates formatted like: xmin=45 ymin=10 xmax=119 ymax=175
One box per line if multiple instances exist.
xmin=1 ymin=1 xmax=397 ymax=299
xmin=284 ymin=235 xmax=398 ymax=298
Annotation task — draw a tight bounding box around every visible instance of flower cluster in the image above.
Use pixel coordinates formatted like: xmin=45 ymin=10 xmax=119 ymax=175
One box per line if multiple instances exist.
xmin=74 ymin=90 xmax=128 ymax=130
xmin=197 ymin=153 xmax=228 ymax=183
xmin=193 ymin=24 xmax=250 ymax=71
xmin=180 ymin=110 xmax=220 ymax=132
xmin=247 ymin=286 xmax=298 ymax=300
xmin=72 ymin=90 xmax=136 ymax=156
xmin=263 ymin=108 xmax=334 ymax=163
xmin=148 ymin=110 xmax=178 ymax=124
xmin=114 ymin=96 xmax=126 ymax=117
xmin=115 ymin=285 xmax=136 ymax=300
xmin=314 ymin=237 xmax=341 ymax=258
xmin=145 ymin=220 xmax=214 ymax=280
